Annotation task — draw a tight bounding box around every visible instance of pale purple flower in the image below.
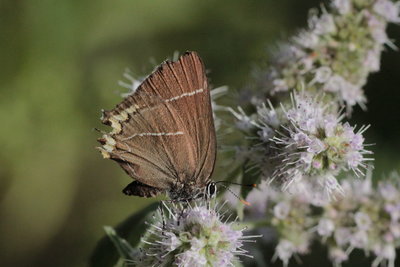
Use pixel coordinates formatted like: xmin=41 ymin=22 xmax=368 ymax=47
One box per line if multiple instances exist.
xmin=241 ymin=171 xmax=400 ymax=266
xmin=324 ymin=114 xmax=338 ymax=137
xmin=118 ymin=70 xmax=144 ymax=97
xmin=257 ymin=101 xmax=281 ymax=129
xmin=323 ymin=74 xmax=346 ymax=93
xmin=176 ymin=249 xmax=207 ymax=267
xmin=273 ymin=78 xmax=289 ymax=92
xmin=322 ymin=175 xmax=345 ymax=199
xmin=236 ymin=116 xmax=254 ymax=131
xmin=317 ymin=218 xmax=335 ymax=236
xmin=294 ymin=30 xmax=319 ymax=48
xmin=356 ymin=174 xmax=373 ymax=195
xmin=258 ymin=126 xmax=274 ymax=142
xmin=332 ymin=0 xmax=351 ymax=15
xmin=346 ymin=151 xmax=363 ymax=168
xmin=314 ymin=66 xmax=332 ymax=83
xmin=300 ymin=56 xmax=315 ymax=72
xmin=185 ymin=206 xmax=216 ymax=228
xmin=275 ymin=240 xmax=296 ymax=266
xmin=293 ymin=132 xmax=312 ymax=146
xmin=211 ymin=86 xmax=229 ymax=131
xmin=229 ymin=106 xmax=255 ymax=131
xmin=365 ymin=48 xmax=382 ymax=72
xmin=355 ymin=212 xmax=372 ymax=231
xmin=339 ymin=81 xmax=365 ymax=107
xmin=373 ymin=243 xmax=396 ymax=267
xmin=273 ymin=202 xmax=291 ymax=219
xmin=244 ymin=180 xmax=279 ymax=218
xmin=381 ymin=244 xmax=396 ymax=261
xmin=162 ymin=232 xmax=182 ymax=252
xmin=385 ymin=203 xmax=400 ymax=221
xmin=307 ymin=137 xmax=326 ymax=154
xmin=390 ymin=222 xmax=400 ymax=238
xmin=379 ymin=182 xmax=399 ymax=201
xmin=266 ymin=92 xmax=371 ymax=196
xmin=374 ymin=0 xmax=400 ymax=23
xmin=334 ymin=227 xmax=351 ymax=246
xmin=329 ymin=247 xmax=349 ymax=265
xmin=256 ymin=102 xmax=281 ymax=141
xmin=367 ymin=13 xmax=390 ymax=45
xmin=314 ymin=13 xmax=337 ymax=35
xmin=215 ymin=251 xmax=235 ymax=266
xmin=138 ymin=201 xmax=255 ymax=266
xmin=300 ymin=152 xmax=314 ymax=166
xmin=323 ymin=75 xmax=366 ymax=107
xmin=350 ymin=231 xmax=369 ymax=249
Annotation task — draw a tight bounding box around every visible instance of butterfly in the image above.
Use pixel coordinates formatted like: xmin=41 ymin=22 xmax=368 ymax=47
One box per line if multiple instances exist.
xmin=97 ymin=52 xmax=217 ymax=201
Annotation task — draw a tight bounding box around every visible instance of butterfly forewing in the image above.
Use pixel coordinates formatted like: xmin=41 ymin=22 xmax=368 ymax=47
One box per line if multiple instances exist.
xmin=98 ymin=52 xmax=217 ymax=198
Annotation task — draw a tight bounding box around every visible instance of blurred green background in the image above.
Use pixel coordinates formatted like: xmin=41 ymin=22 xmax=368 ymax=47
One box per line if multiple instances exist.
xmin=0 ymin=0 xmax=399 ymax=266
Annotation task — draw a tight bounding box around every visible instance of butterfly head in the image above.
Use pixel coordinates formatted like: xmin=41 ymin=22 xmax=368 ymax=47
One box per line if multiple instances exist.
xmin=167 ymin=180 xmax=216 ymax=201
xmin=205 ymin=182 xmax=217 ymax=199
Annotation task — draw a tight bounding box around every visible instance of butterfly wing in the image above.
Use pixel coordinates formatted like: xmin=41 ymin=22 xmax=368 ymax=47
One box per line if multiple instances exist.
xmin=98 ymin=52 xmax=216 ymax=196
xmin=122 ymin=180 xmax=164 ymax=198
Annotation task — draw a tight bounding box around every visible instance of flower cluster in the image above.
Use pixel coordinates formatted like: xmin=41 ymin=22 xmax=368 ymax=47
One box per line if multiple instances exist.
xmin=269 ymin=92 xmax=371 ymax=195
xmin=262 ymin=0 xmax=399 ymax=110
xmin=136 ymin=201 xmax=256 ymax=267
xmin=268 ymin=193 xmax=314 ymax=266
xmin=318 ymin=174 xmax=400 ymax=267
xmin=232 ymin=92 xmax=372 ymax=197
xmin=230 ymin=0 xmax=400 ymax=198
xmin=118 ymin=69 xmax=144 ymax=97
xmin=243 ymin=173 xmax=400 ymax=267
xmin=99 ymin=1 xmax=400 ymax=267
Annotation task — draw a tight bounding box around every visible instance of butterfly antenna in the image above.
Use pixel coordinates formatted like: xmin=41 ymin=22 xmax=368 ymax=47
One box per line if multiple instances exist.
xmin=216 ymin=181 xmax=257 ymax=188
xmin=218 ymin=183 xmax=253 ymax=206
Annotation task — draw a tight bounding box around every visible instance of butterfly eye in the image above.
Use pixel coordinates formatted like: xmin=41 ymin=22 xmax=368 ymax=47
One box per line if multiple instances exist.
xmin=206 ymin=182 xmax=217 ymax=198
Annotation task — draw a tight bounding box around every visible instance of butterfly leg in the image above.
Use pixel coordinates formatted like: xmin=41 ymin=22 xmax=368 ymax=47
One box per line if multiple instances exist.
xmin=159 ymin=202 xmax=166 ymax=231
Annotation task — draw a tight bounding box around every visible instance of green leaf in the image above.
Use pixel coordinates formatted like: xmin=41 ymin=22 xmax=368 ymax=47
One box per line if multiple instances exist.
xmin=89 ymin=202 xmax=159 ymax=267
xmin=103 ymin=226 xmax=136 ymax=259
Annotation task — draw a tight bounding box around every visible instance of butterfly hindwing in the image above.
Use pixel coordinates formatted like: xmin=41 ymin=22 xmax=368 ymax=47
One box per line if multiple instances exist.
xmin=99 ymin=94 xmax=195 ymax=190
xmin=147 ymin=53 xmax=217 ymax=187
xmin=98 ymin=52 xmax=216 ymax=197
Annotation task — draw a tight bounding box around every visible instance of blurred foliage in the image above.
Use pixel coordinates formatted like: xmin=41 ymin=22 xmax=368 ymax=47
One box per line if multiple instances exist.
xmin=90 ymin=203 xmax=158 ymax=267
xmin=0 ymin=0 xmax=399 ymax=266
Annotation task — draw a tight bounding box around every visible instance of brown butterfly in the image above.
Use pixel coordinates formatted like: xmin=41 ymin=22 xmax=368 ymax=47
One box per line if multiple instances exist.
xmin=97 ymin=52 xmax=217 ymax=200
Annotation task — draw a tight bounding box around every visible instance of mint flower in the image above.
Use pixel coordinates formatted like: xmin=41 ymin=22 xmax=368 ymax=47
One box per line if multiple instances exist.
xmin=331 ymin=0 xmax=351 ymax=15
xmin=238 ymin=172 xmax=400 ymax=266
xmin=252 ymin=0 xmax=399 ymax=112
xmin=317 ymin=218 xmax=335 ymax=237
xmin=373 ymin=0 xmax=400 ymax=23
xmin=118 ymin=69 xmax=144 ymax=97
xmin=268 ymin=92 xmax=371 ymax=195
xmin=227 ymin=0 xmax=398 ymax=201
xmin=231 ymin=92 xmax=371 ymax=198
xmin=210 ymin=86 xmax=229 ymax=131
xmin=137 ymin=201 xmax=257 ymax=267
xmin=93 ymin=2 xmax=400 ymax=267
xmin=318 ymin=173 xmax=400 ymax=267
xmin=264 ymin=186 xmax=314 ymax=266
xmin=274 ymin=240 xmax=297 ymax=266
